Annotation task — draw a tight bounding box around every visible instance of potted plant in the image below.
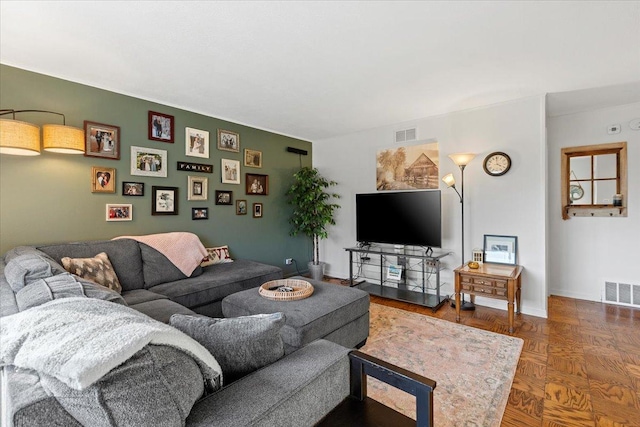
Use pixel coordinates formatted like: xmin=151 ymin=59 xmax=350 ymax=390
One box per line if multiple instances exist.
xmin=286 ymin=167 xmax=340 ymax=281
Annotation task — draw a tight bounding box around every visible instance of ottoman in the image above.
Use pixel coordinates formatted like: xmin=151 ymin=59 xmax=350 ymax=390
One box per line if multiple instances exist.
xmin=222 ymin=276 xmax=370 ymax=354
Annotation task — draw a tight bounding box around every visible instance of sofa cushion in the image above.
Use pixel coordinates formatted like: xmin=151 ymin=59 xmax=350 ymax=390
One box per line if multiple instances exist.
xmin=16 ymin=273 xmax=126 ymax=312
xmin=200 ymin=245 xmax=233 ymax=267
xmin=186 ymin=339 xmax=350 ymax=427
xmin=149 ymin=259 xmax=282 ymax=309
xmin=130 ymin=299 xmax=197 ymax=324
xmin=39 ymin=345 xmax=205 ymax=427
xmin=4 ymin=251 xmax=63 ymax=292
xmin=139 ymin=242 xmax=202 ymax=288
xmin=61 ymin=252 xmax=122 ymax=293
xmin=121 ymin=289 xmax=168 ymax=306
xmin=170 ymin=312 xmax=285 ymax=383
xmin=38 ymin=239 xmax=145 ymax=291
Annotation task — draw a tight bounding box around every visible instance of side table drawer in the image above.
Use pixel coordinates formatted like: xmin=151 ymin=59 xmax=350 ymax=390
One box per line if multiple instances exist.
xmin=472 ymin=283 xmax=495 ymax=295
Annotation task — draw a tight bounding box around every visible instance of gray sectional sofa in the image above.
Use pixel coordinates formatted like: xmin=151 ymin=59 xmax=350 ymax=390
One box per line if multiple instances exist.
xmin=0 ymin=238 xmax=361 ymax=426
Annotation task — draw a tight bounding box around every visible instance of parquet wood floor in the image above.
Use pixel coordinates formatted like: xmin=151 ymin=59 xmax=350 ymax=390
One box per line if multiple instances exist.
xmin=326 ymin=277 xmax=640 ymax=426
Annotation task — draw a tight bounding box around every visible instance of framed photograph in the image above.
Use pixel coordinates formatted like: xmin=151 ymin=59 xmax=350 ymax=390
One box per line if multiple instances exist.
xmin=236 ymin=199 xmax=247 ymax=215
xmin=148 ymin=111 xmax=174 ymax=143
xmin=91 ymin=166 xmax=116 ymax=193
xmin=221 ymin=159 xmax=240 ymax=184
xmin=215 ymin=190 xmax=233 ymax=205
xmin=187 ymin=176 xmax=208 ymax=201
xmin=192 ymin=207 xmax=209 ymax=220
xmin=106 ymin=204 xmax=132 ymax=221
xmin=253 ymin=202 xmax=263 ymax=218
xmin=483 ymin=235 xmax=518 ymax=265
xmin=84 ymin=121 xmax=120 ymax=159
xmin=244 ymin=149 xmax=262 ymax=168
xmin=387 ymin=264 xmax=402 ymax=281
xmin=217 ymin=129 xmax=240 ymax=152
xmin=246 ymin=173 xmax=269 ymax=195
xmin=131 ymin=146 xmax=167 ymax=177
xmin=122 ymin=181 xmax=144 ymax=196
xmin=185 ymin=127 xmax=209 ymax=158
xmin=152 ymin=186 xmax=178 ymax=215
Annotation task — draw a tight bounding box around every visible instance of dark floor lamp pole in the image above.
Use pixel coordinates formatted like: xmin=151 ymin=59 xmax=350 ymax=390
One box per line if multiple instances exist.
xmin=443 ymin=153 xmax=476 ymax=311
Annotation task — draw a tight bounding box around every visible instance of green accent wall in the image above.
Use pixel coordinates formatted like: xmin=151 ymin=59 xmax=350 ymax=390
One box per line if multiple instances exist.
xmin=0 ymin=65 xmax=312 ymax=275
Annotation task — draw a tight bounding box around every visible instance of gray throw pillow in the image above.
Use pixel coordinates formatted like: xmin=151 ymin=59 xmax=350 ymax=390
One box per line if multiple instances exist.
xmin=16 ymin=273 xmax=127 ymax=312
xmin=4 ymin=251 xmax=59 ymax=292
xmin=170 ymin=312 xmax=286 ymax=383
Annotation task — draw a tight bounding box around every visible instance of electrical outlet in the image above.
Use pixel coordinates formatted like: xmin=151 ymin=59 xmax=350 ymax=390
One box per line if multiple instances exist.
xmin=285 ymin=258 xmax=293 ymax=265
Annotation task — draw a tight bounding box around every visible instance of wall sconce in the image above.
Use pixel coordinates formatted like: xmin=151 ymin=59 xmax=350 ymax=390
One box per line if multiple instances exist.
xmin=0 ymin=109 xmax=84 ymax=156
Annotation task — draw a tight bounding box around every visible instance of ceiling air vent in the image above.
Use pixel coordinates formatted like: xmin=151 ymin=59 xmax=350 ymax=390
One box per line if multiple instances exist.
xmin=395 ymin=127 xmax=417 ymax=143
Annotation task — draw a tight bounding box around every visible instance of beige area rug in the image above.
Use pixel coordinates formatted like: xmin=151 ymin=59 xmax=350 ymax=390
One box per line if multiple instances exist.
xmin=360 ymin=303 xmax=523 ymax=427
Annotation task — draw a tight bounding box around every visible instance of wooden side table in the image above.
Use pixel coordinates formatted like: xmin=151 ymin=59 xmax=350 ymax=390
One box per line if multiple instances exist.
xmin=454 ymin=263 xmax=523 ymax=333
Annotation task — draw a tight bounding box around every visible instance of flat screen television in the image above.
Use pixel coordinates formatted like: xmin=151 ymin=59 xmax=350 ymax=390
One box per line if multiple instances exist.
xmin=356 ymin=190 xmax=441 ymax=248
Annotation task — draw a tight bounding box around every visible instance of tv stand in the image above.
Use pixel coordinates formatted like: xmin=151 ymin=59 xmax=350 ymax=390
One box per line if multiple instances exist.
xmin=345 ymin=245 xmax=450 ymax=312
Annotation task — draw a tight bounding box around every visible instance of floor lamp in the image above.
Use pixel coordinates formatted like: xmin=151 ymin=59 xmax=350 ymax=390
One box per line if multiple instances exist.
xmin=442 ymin=153 xmax=476 ymax=311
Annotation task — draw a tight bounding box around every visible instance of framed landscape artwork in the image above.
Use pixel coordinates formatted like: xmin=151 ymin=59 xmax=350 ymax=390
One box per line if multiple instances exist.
xmin=84 ymin=121 xmax=120 ymax=160
xmin=148 ymin=111 xmax=174 ymax=143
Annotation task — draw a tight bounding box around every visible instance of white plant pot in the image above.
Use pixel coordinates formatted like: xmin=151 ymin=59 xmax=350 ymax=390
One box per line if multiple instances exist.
xmin=308 ymin=262 xmax=325 ymax=281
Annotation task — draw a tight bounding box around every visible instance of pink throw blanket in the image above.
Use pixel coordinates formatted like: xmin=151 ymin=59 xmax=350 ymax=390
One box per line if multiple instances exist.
xmin=114 ymin=232 xmax=207 ymax=276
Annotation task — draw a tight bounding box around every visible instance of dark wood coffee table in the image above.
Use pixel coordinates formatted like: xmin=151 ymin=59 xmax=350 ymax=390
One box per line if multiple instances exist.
xmin=316 ymin=351 xmax=436 ymax=427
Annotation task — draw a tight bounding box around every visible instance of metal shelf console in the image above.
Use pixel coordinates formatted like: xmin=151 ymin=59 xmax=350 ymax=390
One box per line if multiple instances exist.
xmin=345 ymin=246 xmax=451 ymax=312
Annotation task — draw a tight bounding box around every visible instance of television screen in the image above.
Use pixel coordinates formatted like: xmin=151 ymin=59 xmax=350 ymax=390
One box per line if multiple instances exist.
xmin=356 ymin=190 xmax=441 ymax=248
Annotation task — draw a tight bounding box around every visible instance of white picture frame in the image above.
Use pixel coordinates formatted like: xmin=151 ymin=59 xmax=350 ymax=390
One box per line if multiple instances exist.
xmin=187 ymin=176 xmax=208 ymax=201
xmin=221 ymin=158 xmax=240 ymax=184
xmin=185 ymin=127 xmax=209 ymax=159
xmin=106 ymin=204 xmax=132 ymax=221
xmin=387 ymin=264 xmax=402 ymax=281
xmin=130 ymin=146 xmax=167 ymax=178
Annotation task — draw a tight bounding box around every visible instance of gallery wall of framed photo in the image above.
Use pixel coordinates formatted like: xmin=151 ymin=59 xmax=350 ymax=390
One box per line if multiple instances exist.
xmin=0 ymin=64 xmax=313 ymax=274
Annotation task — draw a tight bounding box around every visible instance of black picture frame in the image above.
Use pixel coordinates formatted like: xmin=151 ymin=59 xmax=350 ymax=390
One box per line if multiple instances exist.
xmin=483 ymin=234 xmax=518 ymax=265
xmin=215 ymin=190 xmax=233 ymax=205
xmin=122 ymin=182 xmax=144 ymax=196
xmin=152 ymin=186 xmax=178 ymax=215
xmin=192 ymin=207 xmax=209 ymax=220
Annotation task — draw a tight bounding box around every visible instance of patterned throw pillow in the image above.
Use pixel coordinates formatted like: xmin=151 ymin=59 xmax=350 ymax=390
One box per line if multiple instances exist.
xmin=200 ymin=245 xmax=233 ymax=267
xmin=61 ymin=252 xmax=122 ymax=294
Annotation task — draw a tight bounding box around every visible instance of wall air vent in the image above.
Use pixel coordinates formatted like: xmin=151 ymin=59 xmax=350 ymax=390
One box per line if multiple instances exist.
xmin=603 ymin=281 xmax=640 ymax=307
xmin=395 ymin=127 xmax=417 ymax=143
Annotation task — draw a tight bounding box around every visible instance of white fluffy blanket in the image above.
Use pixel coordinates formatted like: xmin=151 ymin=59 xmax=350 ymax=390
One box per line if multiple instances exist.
xmin=113 ymin=232 xmax=207 ymax=276
xmin=0 ymin=298 xmax=222 ymax=390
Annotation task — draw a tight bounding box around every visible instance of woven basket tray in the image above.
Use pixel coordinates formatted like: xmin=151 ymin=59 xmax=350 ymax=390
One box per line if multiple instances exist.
xmin=259 ymin=279 xmax=314 ymax=301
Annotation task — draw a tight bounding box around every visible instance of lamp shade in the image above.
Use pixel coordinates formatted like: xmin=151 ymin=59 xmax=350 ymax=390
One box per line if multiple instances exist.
xmin=448 ymin=153 xmax=476 ymax=166
xmin=0 ymin=119 xmax=41 ymax=156
xmin=441 ymin=173 xmax=456 ymax=187
xmin=42 ymin=124 xmax=84 ymax=154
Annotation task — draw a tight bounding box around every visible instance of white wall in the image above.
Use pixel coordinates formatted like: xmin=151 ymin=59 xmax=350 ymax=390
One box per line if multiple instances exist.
xmin=314 ymin=96 xmax=548 ymax=318
xmin=547 ymin=102 xmax=640 ymax=301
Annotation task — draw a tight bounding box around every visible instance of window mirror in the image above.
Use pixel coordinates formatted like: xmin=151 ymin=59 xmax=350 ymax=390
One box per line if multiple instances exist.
xmin=561 ymin=142 xmax=627 ymax=219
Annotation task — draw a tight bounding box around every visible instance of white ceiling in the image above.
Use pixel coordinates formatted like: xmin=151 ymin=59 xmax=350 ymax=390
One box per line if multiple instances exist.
xmin=1 ymin=1 xmax=639 ymax=141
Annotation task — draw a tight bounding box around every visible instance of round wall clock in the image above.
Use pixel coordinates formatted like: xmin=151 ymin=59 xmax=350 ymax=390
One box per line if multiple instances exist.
xmin=483 ymin=152 xmax=511 ymax=176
